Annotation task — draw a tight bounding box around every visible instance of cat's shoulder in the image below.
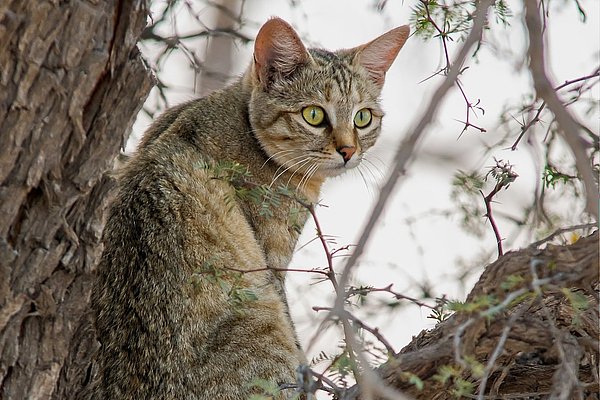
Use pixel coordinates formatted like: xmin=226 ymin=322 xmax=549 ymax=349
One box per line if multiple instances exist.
xmin=138 ymin=81 xmax=249 ymax=150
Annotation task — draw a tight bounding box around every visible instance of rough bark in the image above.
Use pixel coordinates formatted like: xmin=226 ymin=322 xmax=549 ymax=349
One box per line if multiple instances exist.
xmin=0 ymin=1 xmax=153 ymax=399
xmin=371 ymin=231 xmax=599 ymax=399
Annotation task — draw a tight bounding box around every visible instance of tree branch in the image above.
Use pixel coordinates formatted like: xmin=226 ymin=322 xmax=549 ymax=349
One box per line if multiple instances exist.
xmin=336 ymin=0 xmax=498 ymax=315
xmin=373 ymin=231 xmax=599 ymax=398
xmin=524 ymin=0 xmax=599 ymax=220
xmin=510 ymin=69 xmax=599 ymax=151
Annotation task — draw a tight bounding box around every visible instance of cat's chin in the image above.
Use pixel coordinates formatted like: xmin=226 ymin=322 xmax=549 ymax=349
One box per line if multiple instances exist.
xmin=318 ymin=163 xmax=358 ymax=178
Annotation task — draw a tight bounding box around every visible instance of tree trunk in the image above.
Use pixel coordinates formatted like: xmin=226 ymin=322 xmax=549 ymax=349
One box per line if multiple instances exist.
xmin=194 ymin=0 xmax=243 ymax=96
xmin=0 ymin=1 xmax=152 ymax=399
xmin=369 ymin=231 xmax=599 ymax=399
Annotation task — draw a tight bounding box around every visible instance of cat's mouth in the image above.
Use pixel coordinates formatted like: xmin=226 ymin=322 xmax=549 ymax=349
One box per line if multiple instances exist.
xmin=318 ymin=158 xmax=361 ymax=177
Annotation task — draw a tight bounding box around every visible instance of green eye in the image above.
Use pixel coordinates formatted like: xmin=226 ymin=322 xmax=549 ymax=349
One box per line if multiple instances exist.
xmin=302 ymin=106 xmax=325 ymax=126
xmin=354 ymin=108 xmax=372 ymax=128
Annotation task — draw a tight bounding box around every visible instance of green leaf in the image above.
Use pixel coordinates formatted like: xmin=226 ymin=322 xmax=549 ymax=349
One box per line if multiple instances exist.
xmin=500 ymin=274 xmax=525 ymax=290
xmin=400 ymin=371 xmax=424 ymax=390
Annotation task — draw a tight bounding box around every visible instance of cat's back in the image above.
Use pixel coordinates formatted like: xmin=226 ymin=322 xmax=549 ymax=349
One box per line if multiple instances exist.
xmin=90 ymin=81 xmax=288 ymax=399
xmin=136 ymin=80 xmax=253 ymax=161
xmin=98 ymin=79 xmax=266 ymax=304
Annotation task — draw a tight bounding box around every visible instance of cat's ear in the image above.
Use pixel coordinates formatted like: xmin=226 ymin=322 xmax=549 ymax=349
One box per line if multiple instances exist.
xmin=352 ymin=25 xmax=410 ymax=87
xmin=253 ymin=18 xmax=310 ymax=88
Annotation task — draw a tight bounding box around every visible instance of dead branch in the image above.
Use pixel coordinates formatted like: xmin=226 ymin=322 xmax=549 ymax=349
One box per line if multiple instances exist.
xmin=524 ymin=0 xmax=599 ymax=220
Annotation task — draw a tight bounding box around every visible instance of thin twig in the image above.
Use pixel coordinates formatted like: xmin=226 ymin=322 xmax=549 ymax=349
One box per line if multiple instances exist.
xmin=336 ymin=0 xmax=498 ymax=313
xmin=313 ymin=307 xmax=396 ymax=355
xmin=421 ymin=0 xmax=486 ymax=136
xmin=421 ymin=0 xmax=451 ymax=72
xmin=306 ymin=204 xmax=340 ymax=292
xmin=510 ymin=69 xmax=600 ymax=150
xmin=511 ymin=100 xmax=547 ymax=150
xmin=480 ymin=186 xmax=505 ymax=257
xmin=476 ymin=305 xmax=526 ymax=399
xmin=346 ymin=284 xmax=433 ymax=309
xmin=528 ymin=222 xmax=596 ymax=248
xmin=456 ymin=79 xmax=487 ymax=135
xmin=219 ymin=265 xmax=330 ymax=277
xmin=340 ymin=316 xmax=414 ymax=400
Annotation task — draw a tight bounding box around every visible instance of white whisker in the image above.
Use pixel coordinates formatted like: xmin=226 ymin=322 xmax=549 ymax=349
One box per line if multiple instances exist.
xmin=298 ymin=162 xmax=319 ymax=194
xmin=261 ymin=149 xmax=297 ymax=169
xmin=272 ymin=153 xmax=309 ymax=176
xmin=356 ymin=165 xmax=372 ymax=195
xmin=271 ymin=157 xmax=312 ymax=188
xmin=362 ymin=157 xmax=385 ymax=181
xmin=270 ymin=155 xmax=311 ymax=187
xmin=365 ymin=155 xmax=387 ymax=174
xmin=285 ymin=158 xmax=313 ymax=188
xmin=303 ymin=163 xmax=320 ymax=194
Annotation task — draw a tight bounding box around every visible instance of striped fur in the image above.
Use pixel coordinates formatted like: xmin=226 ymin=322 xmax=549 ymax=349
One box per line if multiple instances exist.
xmin=87 ymin=18 xmax=408 ymax=400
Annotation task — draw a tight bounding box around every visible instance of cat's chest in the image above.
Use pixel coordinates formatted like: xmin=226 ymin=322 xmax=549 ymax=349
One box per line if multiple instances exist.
xmin=232 ymin=159 xmax=321 ymax=267
xmin=240 ymin=197 xmax=308 ymax=269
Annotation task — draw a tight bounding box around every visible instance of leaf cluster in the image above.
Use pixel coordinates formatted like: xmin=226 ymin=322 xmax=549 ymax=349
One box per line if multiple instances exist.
xmin=411 ymin=0 xmax=511 ymax=40
xmin=202 ymin=161 xmax=306 ymax=227
xmin=190 ymin=258 xmax=258 ymax=314
xmin=450 ymin=170 xmax=486 ymax=236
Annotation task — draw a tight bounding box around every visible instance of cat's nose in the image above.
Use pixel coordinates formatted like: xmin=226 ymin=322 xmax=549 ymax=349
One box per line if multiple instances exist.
xmin=336 ymin=146 xmax=356 ymax=163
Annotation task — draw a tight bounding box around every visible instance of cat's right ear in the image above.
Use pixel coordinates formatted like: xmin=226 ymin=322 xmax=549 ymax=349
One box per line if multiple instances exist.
xmin=353 ymin=25 xmax=410 ymax=88
xmin=253 ymin=18 xmax=309 ymax=88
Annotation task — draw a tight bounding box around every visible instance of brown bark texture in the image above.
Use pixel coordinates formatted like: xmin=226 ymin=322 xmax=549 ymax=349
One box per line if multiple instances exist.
xmin=0 ymin=1 xmax=153 ymax=399
xmin=372 ymin=231 xmax=599 ymax=400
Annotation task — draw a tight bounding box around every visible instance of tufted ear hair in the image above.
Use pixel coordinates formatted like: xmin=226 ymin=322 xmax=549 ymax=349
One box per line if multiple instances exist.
xmin=352 ymin=25 xmax=410 ymax=87
xmin=253 ymin=17 xmax=310 ymax=88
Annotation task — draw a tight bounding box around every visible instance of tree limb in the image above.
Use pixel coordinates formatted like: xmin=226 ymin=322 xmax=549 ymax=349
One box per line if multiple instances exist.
xmin=369 ymin=231 xmax=599 ymax=399
xmin=524 ymin=0 xmax=599 ymax=220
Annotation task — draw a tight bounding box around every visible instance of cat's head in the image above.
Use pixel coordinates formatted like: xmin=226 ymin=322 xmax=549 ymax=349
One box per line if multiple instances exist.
xmin=247 ymin=17 xmax=409 ymax=184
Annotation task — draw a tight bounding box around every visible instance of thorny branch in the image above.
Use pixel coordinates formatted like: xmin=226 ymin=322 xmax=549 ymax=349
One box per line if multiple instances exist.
xmin=420 ymin=0 xmax=487 ymax=135
xmin=306 ymin=203 xmax=340 ymax=293
xmin=336 ymin=0 xmax=497 ymax=320
xmin=510 ymin=68 xmax=600 ymax=151
xmin=480 ymin=187 xmax=503 ymax=257
xmin=480 ymin=159 xmax=518 ymax=258
xmin=524 ymin=0 xmax=599 ymax=220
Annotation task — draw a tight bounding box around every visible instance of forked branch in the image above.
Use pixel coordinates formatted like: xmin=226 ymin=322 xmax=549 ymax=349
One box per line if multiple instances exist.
xmin=524 ymin=0 xmax=599 ymax=220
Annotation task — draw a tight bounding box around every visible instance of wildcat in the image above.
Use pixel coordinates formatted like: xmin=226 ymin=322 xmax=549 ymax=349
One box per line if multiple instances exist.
xmin=89 ymin=17 xmax=409 ymax=399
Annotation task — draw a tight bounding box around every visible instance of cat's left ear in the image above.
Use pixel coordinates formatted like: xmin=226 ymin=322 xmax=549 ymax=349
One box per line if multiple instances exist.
xmin=352 ymin=25 xmax=410 ymax=87
xmin=253 ymin=18 xmax=310 ymax=88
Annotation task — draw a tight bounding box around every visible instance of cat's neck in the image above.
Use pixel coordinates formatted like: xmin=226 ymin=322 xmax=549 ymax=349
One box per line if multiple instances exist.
xmin=238 ymin=70 xmax=325 ymax=203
